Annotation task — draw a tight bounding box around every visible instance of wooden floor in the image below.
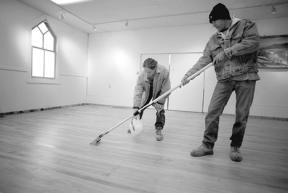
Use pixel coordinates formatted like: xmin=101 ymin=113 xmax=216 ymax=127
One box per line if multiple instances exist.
xmin=0 ymin=105 xmax=288 ymax=193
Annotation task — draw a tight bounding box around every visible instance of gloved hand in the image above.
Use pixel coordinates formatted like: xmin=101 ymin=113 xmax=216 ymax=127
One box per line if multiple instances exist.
xmin=216 ymin=32 xmax=225 ymax=45
xmin=153 ymin=102 xmax=164 ymax=112
xmin=132 ymin=107 xmax=140 ymax=117
xmin=181 ymin=74 xmax=190 ymax=86
xmin=214 ymin=51 xmax=227 ymax=64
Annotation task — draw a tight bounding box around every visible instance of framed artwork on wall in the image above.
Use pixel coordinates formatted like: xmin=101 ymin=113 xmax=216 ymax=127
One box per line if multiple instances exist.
xmin=257 ymin=35 xmax=288 ymax=70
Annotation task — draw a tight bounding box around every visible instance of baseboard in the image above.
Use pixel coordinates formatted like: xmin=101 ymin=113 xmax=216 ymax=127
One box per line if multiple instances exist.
xmin=1 ymin=103 xmax=287 ymax=121
xmin=0 ymin=103 xmax=87 ymax=117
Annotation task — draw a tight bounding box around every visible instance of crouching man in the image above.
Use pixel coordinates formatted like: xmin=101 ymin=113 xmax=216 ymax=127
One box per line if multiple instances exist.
xmin=133 ymin=58 xmax=171 ymax=141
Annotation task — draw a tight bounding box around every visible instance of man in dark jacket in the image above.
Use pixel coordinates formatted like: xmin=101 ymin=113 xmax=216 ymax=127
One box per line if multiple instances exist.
xmin=181 ymin=3 xmax=260 ymax=162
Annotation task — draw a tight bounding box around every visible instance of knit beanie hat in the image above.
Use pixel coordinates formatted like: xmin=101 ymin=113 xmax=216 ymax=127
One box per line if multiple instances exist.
xmin=209 ymin=3 xmax=231 ymax=23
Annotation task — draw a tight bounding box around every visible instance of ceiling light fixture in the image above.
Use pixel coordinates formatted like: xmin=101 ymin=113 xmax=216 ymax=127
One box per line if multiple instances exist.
xmin=93 ymin=25 xmax=97 ymax=31
xmin=271 ymin=5 xmax=277 ymax=14
xmin=50 ymin=0 xmax=92 ymax=5
xmin=58 ymin=10 xmax=65 ymax=20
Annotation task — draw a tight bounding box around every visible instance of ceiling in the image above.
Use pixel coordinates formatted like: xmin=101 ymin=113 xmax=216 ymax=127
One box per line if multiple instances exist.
xmin=19 ymin=0 xmax=288 ymax=33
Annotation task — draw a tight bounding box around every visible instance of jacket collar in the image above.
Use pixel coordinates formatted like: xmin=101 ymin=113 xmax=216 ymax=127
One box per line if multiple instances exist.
xmin=216 ymin=17 xmax=241 ymax=38
xmin=229 ymin=17 xmax=241 ymax=30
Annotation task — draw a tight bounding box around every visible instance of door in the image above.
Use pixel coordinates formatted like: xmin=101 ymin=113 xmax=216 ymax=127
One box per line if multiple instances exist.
xmin=169 ymin=53 xmax=204 ymax=112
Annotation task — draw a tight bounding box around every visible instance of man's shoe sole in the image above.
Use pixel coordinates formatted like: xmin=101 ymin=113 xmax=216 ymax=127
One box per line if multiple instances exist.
xmin=230 ymin=154 xmax=243 ymax=162
xmin=156 ymin=136 xmax=163 ymax=141
xmin=190 ymin=151 xmax=214 ymax=157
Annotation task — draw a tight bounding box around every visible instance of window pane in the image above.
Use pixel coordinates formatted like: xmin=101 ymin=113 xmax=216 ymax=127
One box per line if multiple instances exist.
xmin=32 ymin=48 xmax=44 ymax=77
xmin=32 ymin=27 xmax=43 ymax=48
xmin=38 ymin=22 xmax=48 ymax=34
xmin=44 ymin=51 xmax=55 ymax=78
xmin=44 ymin=31 xmax=54 ymax=51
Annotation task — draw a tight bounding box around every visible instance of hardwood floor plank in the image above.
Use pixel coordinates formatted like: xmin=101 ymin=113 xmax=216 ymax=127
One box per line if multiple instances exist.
xmin=0 ymin=105 xmax=287 ymax=193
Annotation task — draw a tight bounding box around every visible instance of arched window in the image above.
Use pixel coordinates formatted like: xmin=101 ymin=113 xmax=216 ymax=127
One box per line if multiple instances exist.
xmin=31 ymin=21 xmax=56 ymax=78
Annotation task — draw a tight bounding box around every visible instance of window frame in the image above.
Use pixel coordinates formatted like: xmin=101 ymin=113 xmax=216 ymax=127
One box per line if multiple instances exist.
xmin=31 ymin=20 xmax=56 ymax=79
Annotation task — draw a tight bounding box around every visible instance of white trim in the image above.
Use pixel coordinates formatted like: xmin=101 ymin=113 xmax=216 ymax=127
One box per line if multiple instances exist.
xmin=0 ymin=65 xmax=27 ymax=72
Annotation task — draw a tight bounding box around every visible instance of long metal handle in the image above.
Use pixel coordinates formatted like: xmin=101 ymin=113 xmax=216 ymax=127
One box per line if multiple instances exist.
xmin=90 ymin=63 xmax=213 ymax=145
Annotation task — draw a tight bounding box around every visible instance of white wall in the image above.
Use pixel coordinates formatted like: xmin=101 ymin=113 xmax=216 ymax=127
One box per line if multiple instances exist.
xmin=0 ymin=0 xmax=88 ymax=113
xmin=87 ymin=17 xmax=288 ymax=119
xmin=87 ymin=25 xmax=215 ymax=107
xmin=3 ymin=1 xmax=286 ymax=119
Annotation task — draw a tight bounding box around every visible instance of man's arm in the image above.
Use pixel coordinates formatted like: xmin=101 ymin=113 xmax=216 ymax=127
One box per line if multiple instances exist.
xmin=224 ymin=20 xmax=259 ymax=58
xmin=133 ymin=75 xmax=144 ymax=108
xmin=157 ymin=70 xmax=171 ymax=105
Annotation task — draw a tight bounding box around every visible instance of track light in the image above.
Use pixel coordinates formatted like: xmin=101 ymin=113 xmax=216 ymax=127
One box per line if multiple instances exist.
xmin=58 ymin=10 xmax=65 ymax=20
xmin=271 ymin=5 xmax=277 ymax=14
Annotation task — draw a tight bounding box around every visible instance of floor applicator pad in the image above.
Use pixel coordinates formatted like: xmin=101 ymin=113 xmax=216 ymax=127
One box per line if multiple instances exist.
xmin=127 ymin=117 xmax=143 ymax=136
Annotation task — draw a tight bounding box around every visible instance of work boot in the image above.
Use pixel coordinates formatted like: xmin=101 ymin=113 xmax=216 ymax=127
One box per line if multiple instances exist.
xmin=155 ymin=129 xmax=164 ymax=141
xmin=230 ymin=146 xmax=243 ymax=162
xmin=190 ymin=144 xmax=214 ymax=157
